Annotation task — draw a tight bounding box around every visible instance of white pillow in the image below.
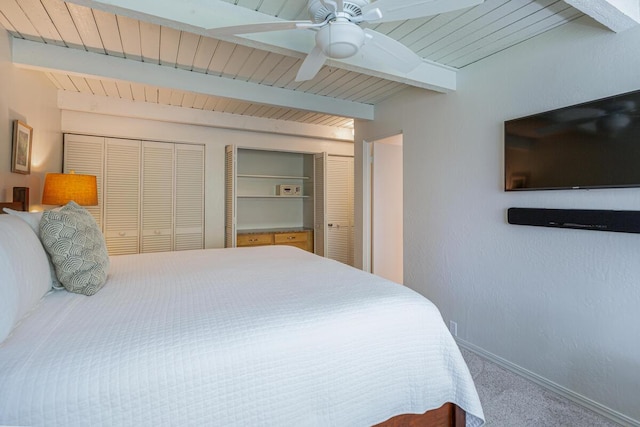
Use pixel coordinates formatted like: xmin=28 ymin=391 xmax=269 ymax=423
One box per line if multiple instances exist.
xmin=0 ymin=215 xmax=52 ymax=343
xmin=2 ymin=207 xmax=42 ymax=234
xmin=2 ymin=207 xmax=62 ymax=289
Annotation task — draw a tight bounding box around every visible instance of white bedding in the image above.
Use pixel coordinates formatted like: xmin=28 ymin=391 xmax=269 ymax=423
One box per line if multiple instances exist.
xmin=0 ymin=246 xmax=484 ymax=426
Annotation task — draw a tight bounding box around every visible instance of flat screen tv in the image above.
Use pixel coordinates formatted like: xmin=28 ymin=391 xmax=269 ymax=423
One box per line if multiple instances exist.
xmin=504 ymin=89 xmax=640 ymax=191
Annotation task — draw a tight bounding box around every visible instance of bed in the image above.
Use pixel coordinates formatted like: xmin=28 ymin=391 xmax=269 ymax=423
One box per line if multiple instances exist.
xmin=0 ymin=199 xmax=484 ymax=427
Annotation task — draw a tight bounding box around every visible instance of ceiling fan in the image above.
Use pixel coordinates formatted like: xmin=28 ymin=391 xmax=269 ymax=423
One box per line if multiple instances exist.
xmin=206 ymin=0 xmax=485 ymax=82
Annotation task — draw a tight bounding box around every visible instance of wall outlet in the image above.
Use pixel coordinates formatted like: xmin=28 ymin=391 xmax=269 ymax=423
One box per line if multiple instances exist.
xmin=449 ymin=321 xmax=458 ymax=337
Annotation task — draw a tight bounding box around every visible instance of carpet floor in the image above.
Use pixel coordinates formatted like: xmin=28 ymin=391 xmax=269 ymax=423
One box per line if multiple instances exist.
xmin=460 ymin=348 xmax=622 ymax=427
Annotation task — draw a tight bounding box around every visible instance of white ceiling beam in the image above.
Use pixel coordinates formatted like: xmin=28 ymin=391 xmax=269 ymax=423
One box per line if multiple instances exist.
xmin=61 ymin=0 xmax=457 ymax=92
xmin=56 ymin=0 xmax=272 ymax=30
xmin=58 ymin=91 xmax=354 ymax=142
xmin=12 ymin=38 xmax=373 ymax=120
xmin=564 ymin=0 xmax=640 ymax=32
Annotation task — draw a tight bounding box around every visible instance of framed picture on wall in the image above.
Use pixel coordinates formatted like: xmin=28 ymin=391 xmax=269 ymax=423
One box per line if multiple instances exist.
xmin=11 ymin=120 xmax=33 ymax=175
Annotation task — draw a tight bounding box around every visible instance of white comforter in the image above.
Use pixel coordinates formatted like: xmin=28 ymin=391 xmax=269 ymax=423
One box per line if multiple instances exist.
xmin=0 ymin=246 xmax=484 ymax=426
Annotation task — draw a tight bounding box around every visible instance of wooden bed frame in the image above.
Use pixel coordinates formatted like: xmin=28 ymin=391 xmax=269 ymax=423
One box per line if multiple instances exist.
xmin=0 ymin=187 xmax=29 ymax=213
xmin=376 ymin=403 xmax=465 ymax=427
xmin=1 ymin=187 xmax=466 ymax=426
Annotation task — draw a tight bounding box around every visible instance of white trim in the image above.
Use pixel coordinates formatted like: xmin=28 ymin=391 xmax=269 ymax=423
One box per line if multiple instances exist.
xmin=362 ymin=140 xmax=372 ymax=273
xmin=456 ymin=338 xmax=640 ymax=427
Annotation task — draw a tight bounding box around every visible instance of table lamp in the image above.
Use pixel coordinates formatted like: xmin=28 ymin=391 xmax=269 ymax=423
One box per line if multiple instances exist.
xmin=42 ymin=171 xmax=98 ymax=206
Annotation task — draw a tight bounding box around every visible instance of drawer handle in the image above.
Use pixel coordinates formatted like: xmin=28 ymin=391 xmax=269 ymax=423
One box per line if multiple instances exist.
xmin=119 ymin=232 xmax=126 ymax=237
xmin=249 ymin=238 xmax=258 ymax=242
xmin=154 ymin=230 xmax=161 ymax=235
xmin=287 ymin=236 xmax=296 ymax=240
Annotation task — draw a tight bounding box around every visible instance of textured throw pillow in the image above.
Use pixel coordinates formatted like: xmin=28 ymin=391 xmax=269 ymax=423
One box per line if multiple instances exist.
xmin=3 ymin=207 xmax=63 ymax=290
xmin=40 ymin=201 xmax=110 ymax=296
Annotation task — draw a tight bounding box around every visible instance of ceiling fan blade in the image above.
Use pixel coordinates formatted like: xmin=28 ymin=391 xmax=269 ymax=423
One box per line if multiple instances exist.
xmin=362 ymin=0 xmax=484 ymax=22
xmin=361 ymin=29 xmax=422 ymax=73
xmin=206 ymin=21 xmax=312 ymax=37
xmin=352 ymin=8 xmax=383 ymax=23
xmin=296 ymin=46 xmax=328 ymax=82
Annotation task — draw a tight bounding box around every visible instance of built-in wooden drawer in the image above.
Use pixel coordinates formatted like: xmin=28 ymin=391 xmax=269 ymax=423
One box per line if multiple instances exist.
xmin=274 ymin=231 xmax=313 ymax=252
xmin=237 ymin=233 xmax=274 ymax=247
xmin=274 ymin=231 xmax=308 ymax=244
xmin=237 ymin=230 xmax=313 ymax=252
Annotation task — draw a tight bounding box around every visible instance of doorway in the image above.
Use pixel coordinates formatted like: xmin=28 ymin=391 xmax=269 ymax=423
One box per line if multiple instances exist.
xmin=363 ymin=134 xmax=403 ymax=284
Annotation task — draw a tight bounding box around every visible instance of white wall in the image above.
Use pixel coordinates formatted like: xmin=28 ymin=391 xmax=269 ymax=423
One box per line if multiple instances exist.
xmin=356 ymin=17 xmax=640 ymax=423
xmin=0 ymin=29 xmax=61 ymax=208
xmin=61 ymin=110 xmax=353 ymax=248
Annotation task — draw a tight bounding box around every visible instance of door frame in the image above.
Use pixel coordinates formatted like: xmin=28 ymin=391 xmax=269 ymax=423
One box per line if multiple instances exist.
xmin=361 ymin=133 xmax=403 ymax=275
xmin=362 ymin=140 xmax=373 ymax=273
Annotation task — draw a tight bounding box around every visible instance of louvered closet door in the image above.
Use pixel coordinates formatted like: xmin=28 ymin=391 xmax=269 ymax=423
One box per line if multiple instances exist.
xmin=175 ymin=144 xmax=204 ymax=251
xmin=327 ymin=156 xmax=354 ymax=266
xmin=63 ymin=134 xmax=104 ymax=229
xmin=225 ymin=145 xmax=236 ymax=248
xmin=141 ymin=141 xmax=174 ymax=253
xmin=104 ymin=138 xmax=141 ymax=255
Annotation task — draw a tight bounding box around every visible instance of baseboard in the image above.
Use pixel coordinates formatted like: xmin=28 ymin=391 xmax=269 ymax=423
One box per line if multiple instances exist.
xmin=456 ymin=338 xmax=640 ymax=427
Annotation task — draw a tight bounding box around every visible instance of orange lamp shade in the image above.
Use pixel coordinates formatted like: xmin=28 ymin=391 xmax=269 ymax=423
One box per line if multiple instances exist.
xmin=42 ymin=172 xmax=98 ymax=206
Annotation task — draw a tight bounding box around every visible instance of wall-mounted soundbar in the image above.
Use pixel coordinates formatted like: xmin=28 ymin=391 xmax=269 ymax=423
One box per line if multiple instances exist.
xmin=507 ymin=208 xmax=640 ymax=234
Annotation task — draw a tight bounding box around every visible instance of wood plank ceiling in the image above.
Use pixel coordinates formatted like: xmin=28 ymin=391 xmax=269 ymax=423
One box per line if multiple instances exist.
xmin=0 ymin=0 xmax=586 ymax=130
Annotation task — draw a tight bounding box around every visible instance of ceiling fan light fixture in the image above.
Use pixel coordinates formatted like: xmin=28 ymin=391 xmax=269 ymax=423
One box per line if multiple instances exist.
xmin=315 ymin=21 xmax=365 ymax=59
